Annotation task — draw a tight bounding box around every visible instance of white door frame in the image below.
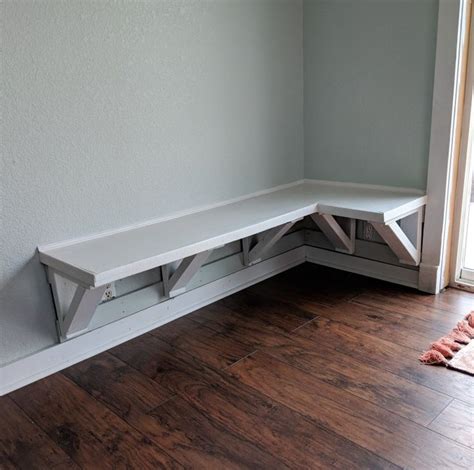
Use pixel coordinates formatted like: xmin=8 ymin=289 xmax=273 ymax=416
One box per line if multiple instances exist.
xmin=451 ymin=2 xmax=474 ymax=291
xmin=420 ymin=0 xmax=471 ymax=293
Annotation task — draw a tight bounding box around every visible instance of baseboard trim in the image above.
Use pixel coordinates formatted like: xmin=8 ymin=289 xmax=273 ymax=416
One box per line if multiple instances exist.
xmin=305 ymin=246 xmax=419 ymax=288
xmin=0 ymin=247 xmax=305 ymax=396
xmin=418 ymin=262 xmax=442 ymax=293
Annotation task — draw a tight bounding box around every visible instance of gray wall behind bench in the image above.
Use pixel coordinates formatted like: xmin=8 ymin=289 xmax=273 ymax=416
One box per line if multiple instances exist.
xmin=0 ymin=0 xmax=304 ymax=365
xmin=304 ymin=0 xmax=439 ymax=190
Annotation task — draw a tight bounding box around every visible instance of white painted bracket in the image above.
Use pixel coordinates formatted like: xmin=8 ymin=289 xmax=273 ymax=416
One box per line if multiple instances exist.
xmin=242 ymin=237 xmax=251 ymax=266
xmin=48 ymin=269 xmax=107 ymax=341
xmin=371 ymin=208 xmax=423 ymax=266
xmin=310 ymin=214 xmax=356 ymax=254
xmin=243 ymin=219 xmax=302 ymax=266
xmin=163 ymin=250 xmax=213 ymax=298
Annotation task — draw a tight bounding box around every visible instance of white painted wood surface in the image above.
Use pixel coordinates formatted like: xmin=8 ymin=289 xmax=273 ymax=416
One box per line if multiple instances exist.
xmin=39 ymin=181 xmax=426 ymax=287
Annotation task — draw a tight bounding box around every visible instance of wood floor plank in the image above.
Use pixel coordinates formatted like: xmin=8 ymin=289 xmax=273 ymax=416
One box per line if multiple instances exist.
xmin=228 ymin=350 xmax=474 ymax=470
xmin=0 ymin=396 xmax=79 ymax=470
xmin=111 ymin=334 xmax=397 ymax=469
xmin=144 ymin=396 xmax=289 ymax=470
xmin=351 ymin=291 xmax=465 ymax=333
xmin=291 ymin=300 xmax=444 ymax=351
xmin=64 ymin=354 xmax=286 ymax=469
xmin=429 ymin=400 xmax=474 ymax=449
xmin=188 ymin=302 xmax=453 ymax=425
xmin=373 ymin=285 xmax=474 ymax=317
xmin=63 ymin=352 xmax=173 ymax=418
xmin=9 ymin=374 xmax=181 ymax=469
xmin=190 ymin=303 xmax=293 ymax=349
xmin=253 ymin=263 xmax=370 ymax=302
xmin=0 ymin=457 xmax=19 ymax=470
xmin=296 ymin=317 xmax=474 ymax=405
xmin=216 ymin=290 xmax=316 ymax=331
xmin=110 ymin=333 xmax=217 ymax=389
xmin=150 ymin=318 xmax=255 ymax=370
xmin=261 ymin=329 xmax=453 ymax=426
xmin=147 ymin=315 xmax=203 ymax=343
xmin=436 ymin=288 xmax=474 ymax=312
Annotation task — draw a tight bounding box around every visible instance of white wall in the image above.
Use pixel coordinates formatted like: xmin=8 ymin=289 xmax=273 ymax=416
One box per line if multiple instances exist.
xmin=0 ymin=0 xmax=304 ymax=365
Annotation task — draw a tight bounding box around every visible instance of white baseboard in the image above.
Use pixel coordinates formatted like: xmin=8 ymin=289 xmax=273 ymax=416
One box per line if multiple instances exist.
xmin=418 ymin=262 xmax=442 ymax=294
xmin=305 ymin=246 xmax=419 ymax=288
xmin=0 ymin=247 xmax=305 ymax=396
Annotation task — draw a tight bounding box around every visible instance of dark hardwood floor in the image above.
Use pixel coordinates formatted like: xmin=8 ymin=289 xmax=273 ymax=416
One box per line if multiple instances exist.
xmin=2 ymin=264 xmax=474 ymax=469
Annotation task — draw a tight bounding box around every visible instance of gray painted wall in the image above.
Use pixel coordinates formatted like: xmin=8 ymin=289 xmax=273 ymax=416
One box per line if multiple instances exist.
xmin=0 ymin=0 xmax=304 ymax=364
xmin=304 ymin=0 xmax=438 ymax=189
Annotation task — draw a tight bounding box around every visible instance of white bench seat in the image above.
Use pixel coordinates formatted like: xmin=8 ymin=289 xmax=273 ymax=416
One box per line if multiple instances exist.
xmin=39 ymin=181 xmax=427 ymax=340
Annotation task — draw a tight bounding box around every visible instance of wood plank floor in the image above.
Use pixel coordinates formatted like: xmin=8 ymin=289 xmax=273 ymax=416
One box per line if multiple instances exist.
xmin=2 ymin=264 xmax=474 ymax=469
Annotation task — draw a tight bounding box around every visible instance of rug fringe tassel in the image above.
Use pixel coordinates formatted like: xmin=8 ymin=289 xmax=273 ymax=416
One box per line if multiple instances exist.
xmin=447 ymin=328 xmax=470 ymax=344
xmin=436 ymin=337 xmax=462 ymax=351
xmin=457 ymin=320 xmax=474 ymax=339
xmin=420 ymin=312 xmax=473 ymax=367
xmin=429 ymin=341 xmax=455 ymax=358
xmin=464 ymin=311 xmax=474 ymax=328
xmin=419 ymin=350 xmax=449 ymax=366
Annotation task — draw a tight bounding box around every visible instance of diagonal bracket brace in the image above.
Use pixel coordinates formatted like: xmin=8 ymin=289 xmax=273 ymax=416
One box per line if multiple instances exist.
xmin=371 ymin=208 xmax=423 ymax=266
xmin=310 ymin=213 xmax=356 ymax=254
xmin=163 ymin=250 xmax=213 ymax=298
xmin=48 ymin=268 xmax=107 ymax=341
xmin=243 ymin=219 xmax=302 ymax=266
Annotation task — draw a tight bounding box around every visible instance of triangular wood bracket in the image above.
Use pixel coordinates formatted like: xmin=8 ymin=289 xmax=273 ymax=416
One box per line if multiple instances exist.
xmin=48 ymin=268 xmax=107 ymax=341
xmin=371 ymin=208 xmax=423 ymax=266
xmin=243 ymin=219 xmax=302 ymax=266
xmin=162 ymin=249 xmax=213 ymax=298
xmin=310 ymin=214 xmax=356 ymax=254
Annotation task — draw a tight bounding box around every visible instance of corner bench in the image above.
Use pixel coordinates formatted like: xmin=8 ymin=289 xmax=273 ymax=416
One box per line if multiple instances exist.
xmin=39 ymin=181 xmax=427 ymax=341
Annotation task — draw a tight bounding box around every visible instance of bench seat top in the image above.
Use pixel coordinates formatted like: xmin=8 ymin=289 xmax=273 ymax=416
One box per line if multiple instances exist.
xmin=39 ymin=181 xmax=427 ymax=287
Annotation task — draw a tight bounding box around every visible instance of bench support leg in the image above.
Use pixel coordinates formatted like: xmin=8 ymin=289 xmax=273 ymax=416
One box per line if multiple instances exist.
xmin=48 ymin=269 xmax=107 ymax=341
xmin=371 ymin=208 xmax=423 ymax=266
xmin=310 ymin=214 xmax=355 ymax=254
xmin=242 ymin=237 xmax=251 ymax=266
xmin=244 ymin=219 xmax=302 ymax=266
xmin=163 ymin=250 xmax=213 ymax=298
xmin=61 ymin=285 xmax=107 ymax=339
